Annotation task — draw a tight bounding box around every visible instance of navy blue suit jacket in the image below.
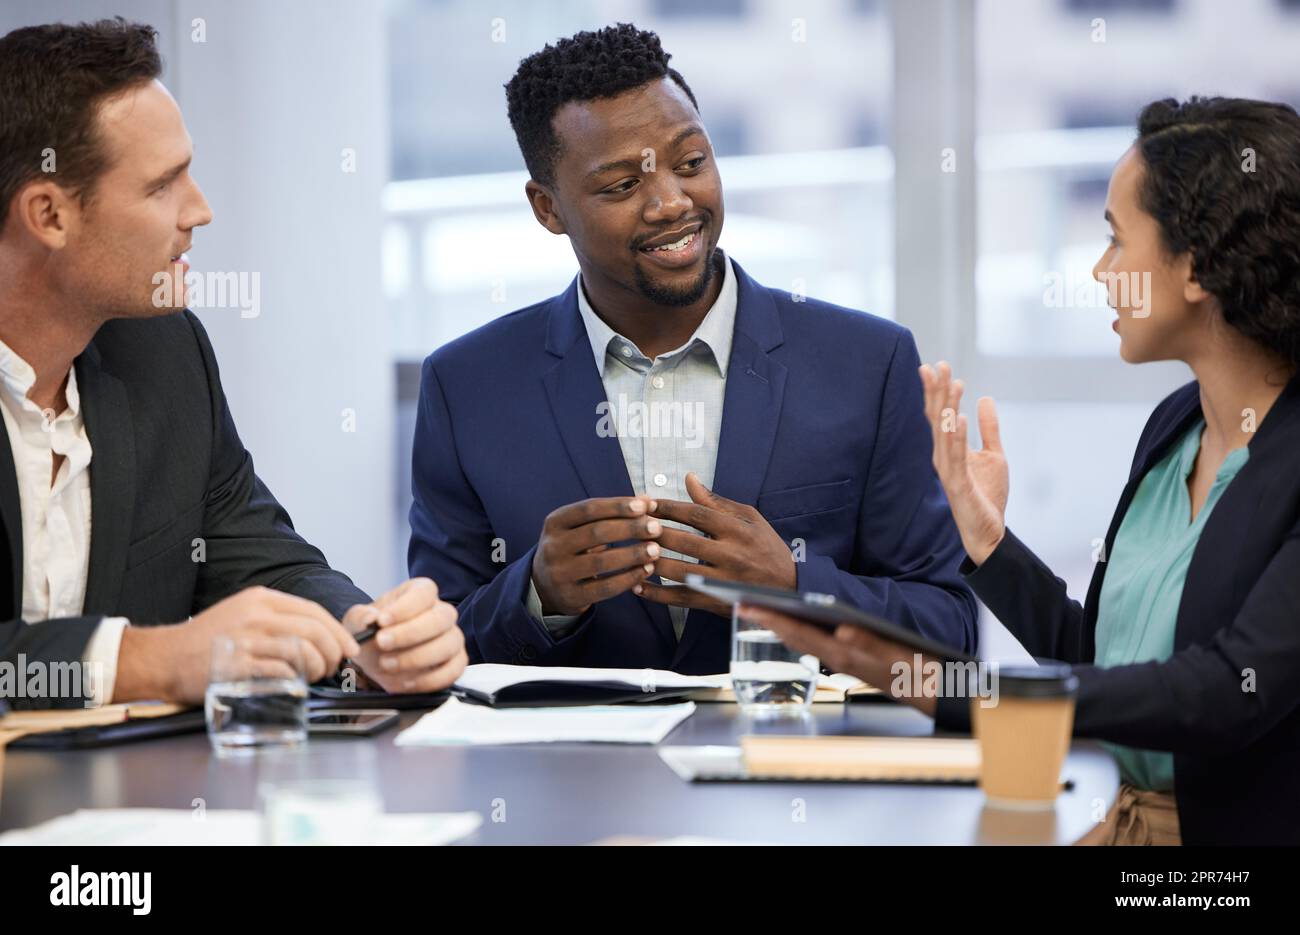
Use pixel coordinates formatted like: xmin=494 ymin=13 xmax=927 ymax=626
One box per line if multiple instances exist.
xmin=941 ymin=376 xmax=1300 ymax=844
xmin=408 ymin=259 xmax=977 ymax=673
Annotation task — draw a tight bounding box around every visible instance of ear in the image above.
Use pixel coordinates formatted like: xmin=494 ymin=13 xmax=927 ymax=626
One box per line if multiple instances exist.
xmin=10 ymin=179 xmax=75 ymax=250
xmin=524 ymin=180 xmax=566 ymax=236
xmin=1179 ymin=252 xmax=1211 ymax=304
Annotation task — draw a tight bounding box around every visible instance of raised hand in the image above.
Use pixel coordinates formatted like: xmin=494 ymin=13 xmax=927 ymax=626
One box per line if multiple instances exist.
xmin=919 ymin=361 xmax=1009 ymax=566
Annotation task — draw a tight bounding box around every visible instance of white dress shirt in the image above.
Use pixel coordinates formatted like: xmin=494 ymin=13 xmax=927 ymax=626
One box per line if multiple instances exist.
xmin=527 ymin=252 xmax=737 ymax=641
xmin=0 ymin=337 xmax=126 ymax=706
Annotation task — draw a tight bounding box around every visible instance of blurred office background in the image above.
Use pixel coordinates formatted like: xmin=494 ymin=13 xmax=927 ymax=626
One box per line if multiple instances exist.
xmin=7 ymin=1 xmax=1298 ymax=655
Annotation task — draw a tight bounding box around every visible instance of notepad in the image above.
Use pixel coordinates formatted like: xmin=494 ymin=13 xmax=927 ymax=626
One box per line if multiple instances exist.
xmin=658 ymin=736 xmax=983 ymax=784
xmin=0 ymin=701 xmax=187 ymax=734
xmin=395 ymin=696 xmax=696 ymax=745
xmin=453 ymin=663 xmax=727 ymax=706
xmin=741 ymin=735 xmax=982 ymax=781
xmin=0 ymin=808 xmax=483 ymax=846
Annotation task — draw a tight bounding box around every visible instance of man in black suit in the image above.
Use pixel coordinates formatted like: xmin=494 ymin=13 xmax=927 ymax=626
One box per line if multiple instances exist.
xmin=0 ymin=19 xmax=467 ymax=709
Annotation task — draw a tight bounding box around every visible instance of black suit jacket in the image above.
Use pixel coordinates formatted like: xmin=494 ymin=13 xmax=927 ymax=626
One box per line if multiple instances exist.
xmin=1 ymin=311 xmax=369 ymax=708
xmin=938 ymin=376 xmax=1300 ymax=845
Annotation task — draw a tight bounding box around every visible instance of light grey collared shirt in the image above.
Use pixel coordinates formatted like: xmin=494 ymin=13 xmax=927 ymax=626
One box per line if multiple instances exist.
xmin=527 ymin=252 xmax=738 ymax=641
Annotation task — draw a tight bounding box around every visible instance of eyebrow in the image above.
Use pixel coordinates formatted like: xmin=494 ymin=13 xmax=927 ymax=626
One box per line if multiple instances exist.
xmin=585 ymin=124 xmax=706 ymax=180
xmin=144 ymin=156 xmax=191 ymax=191
xmin=1104 ymin=209 xmax=1122 ymax=231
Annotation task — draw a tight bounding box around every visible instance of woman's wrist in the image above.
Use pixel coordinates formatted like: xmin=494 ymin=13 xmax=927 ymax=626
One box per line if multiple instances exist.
xmin=964 ymin=525 xmax=1006 ymax=567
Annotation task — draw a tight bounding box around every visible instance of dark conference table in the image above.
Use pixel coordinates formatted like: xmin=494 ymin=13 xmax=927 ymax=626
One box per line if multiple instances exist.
xmin=1 ymin=700 xmax=1118 ymax=845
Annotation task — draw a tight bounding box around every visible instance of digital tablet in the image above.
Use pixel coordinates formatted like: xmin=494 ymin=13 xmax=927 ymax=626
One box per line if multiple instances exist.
xmin=684 ymin=573 xmax=975 ymax=663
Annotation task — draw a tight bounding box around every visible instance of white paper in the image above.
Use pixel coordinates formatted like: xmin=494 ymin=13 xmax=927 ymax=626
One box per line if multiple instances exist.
xmin=455 ymin=663 xmax=728 ymax=697
xmin=395 ymin=696 xmax=696 ymax=746
xmin=0 ymin=808 xmax=482 ymax=846
xmin=819 ymin=672 xmax=867 ymax=692
xmin=657 ymin=745 xmax=747 ymax=781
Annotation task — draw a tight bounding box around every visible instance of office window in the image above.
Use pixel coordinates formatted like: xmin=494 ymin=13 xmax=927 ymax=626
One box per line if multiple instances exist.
xmin=975 ymin=0 xmax=1300 ymax=358
xmin=966 ymin=0 xmax=1300 ymax=599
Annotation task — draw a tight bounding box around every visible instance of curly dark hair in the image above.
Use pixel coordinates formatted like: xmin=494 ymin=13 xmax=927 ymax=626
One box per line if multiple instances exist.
xmin=1135 ymin=96 xmax=1300 ymax=367
xmin=0 ymin=17 xmax=161 ymax=235
xmin=505 ymin=23 xmax=698 ymax=188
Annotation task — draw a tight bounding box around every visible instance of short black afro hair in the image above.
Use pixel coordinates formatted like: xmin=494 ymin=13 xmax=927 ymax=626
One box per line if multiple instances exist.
xmin=505 ymin=23 xmax=699 ymax=188
xmin=1136 ymin=96 xmax=1300 ymax=367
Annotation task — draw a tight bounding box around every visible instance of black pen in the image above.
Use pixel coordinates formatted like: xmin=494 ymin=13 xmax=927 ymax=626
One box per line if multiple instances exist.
xmin=354 ymin=622 xmax=382 ymax=645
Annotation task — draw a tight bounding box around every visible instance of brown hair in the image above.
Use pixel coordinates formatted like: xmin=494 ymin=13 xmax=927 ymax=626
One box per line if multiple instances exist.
xmin=0 ymin=17 xmax=161 ymax=234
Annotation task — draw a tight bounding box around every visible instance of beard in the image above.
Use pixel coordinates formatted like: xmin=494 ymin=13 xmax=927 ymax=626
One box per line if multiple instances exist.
xmin=633 ymin=241 xmax=719 ymax=307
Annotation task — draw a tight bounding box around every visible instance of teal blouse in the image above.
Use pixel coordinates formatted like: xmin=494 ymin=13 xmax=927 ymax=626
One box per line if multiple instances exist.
xmin=1094 ymin=419 xmax=1249 ymax=791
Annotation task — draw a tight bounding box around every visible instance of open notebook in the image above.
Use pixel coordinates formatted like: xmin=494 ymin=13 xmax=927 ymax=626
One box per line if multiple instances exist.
xmin=452 ymin=664 xmax=880 ymax=707
xmin=453 ymin=664 xmax=727 ymax=706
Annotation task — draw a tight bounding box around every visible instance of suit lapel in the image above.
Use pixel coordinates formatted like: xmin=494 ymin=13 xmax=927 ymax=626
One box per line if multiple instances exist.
xmin=77 ymin=342 xmax=136 ymax=616
xmin=674 ymin=261 xmax=787 ymax=667
xmin=541 ymin=281 xmax=637 ymax=502
xmin=0 ymin=421 xmax=20 ymax=618
xmin=709 ymin=270 xmax=787 ymax=507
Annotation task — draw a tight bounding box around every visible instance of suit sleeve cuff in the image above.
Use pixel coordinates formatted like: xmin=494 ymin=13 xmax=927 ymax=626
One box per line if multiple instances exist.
xmin=959 ymin=529 xmax=1027 ymax=591
xmin=525 ymin=576 xmax=582 ymax=639
xmin=83 ymin=616 xmax=129 ymax=706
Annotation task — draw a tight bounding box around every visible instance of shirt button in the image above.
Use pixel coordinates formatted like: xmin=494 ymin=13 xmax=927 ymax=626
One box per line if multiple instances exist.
xmin=652 ymin=376 xmax=665 ymax=389
xmin=620 ymin=345 xmax=633 ymax=358
xmin=653 ymin=473 xmax=668 ymax=487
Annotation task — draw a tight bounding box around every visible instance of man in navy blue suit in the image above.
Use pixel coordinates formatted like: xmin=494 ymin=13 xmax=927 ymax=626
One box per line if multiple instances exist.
xmin=408 ymin=24 xmax=977 ymax=673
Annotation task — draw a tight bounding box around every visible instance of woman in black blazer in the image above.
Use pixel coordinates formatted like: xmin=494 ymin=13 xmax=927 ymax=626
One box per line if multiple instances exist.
xmin=751 ymin=96 xmax=1300 ymax=846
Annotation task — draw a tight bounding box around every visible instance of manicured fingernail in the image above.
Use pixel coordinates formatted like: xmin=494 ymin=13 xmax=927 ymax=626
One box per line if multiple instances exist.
xmin=403 ymin=680 xmax=416 ymax=690
xmin=646 ymin=542 xmax=660 ymax=558
xmin=643 ymin=563 xmax=655 ymax=574
xmin=629 ymin=499 xmax=646 ymax=513
xmin=378 ymin=633 xmax=393 ymax=650
xmin=648 ymin=500 xmax=658 ymax=511
xmin=633 ymin=584 xmax=644 ymax=594
xmin=646 ymin=520 xmax=661 ymax=536
xmin=381 ymin=656 xmax=397 ymax=671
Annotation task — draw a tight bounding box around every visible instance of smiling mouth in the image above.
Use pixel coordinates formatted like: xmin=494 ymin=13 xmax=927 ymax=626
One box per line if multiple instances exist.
xmin=640 ymin=231 xmax=698 ymax=254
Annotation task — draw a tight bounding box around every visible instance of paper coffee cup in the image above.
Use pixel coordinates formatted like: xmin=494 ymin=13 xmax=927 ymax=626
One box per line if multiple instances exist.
xmin=971 ymin=663 xmax=1077 ymax=809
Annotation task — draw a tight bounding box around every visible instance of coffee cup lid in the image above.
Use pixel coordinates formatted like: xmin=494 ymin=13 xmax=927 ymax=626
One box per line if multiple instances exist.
xmin=994 ymin=663 xmax=1078 ymax=698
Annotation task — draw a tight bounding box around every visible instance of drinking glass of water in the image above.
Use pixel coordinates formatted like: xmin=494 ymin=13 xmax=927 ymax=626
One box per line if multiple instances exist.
xmin=205 ymin=635 xmax=309 ymax=755
xmin=730 ymin=603 xmax=819 ymax=716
